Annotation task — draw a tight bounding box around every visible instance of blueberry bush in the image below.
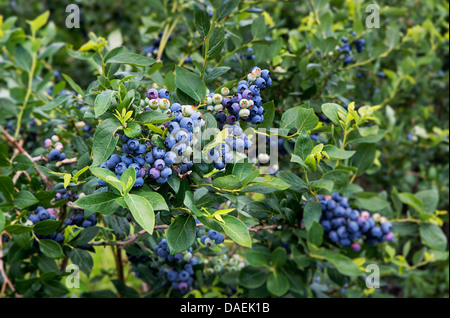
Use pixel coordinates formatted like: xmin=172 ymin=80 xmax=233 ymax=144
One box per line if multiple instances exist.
xmin=0 ymin=0 xmax=448 ymax=298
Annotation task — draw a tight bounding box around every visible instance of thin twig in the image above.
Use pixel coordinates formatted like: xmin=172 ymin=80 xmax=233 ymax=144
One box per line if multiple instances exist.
xmin=0 ymin=241 xmax=16 ymax=295
xmin=55 ymin=157 xmax=78 ymax=167
xmin=0 ymin=126 xmax=53 ymax=190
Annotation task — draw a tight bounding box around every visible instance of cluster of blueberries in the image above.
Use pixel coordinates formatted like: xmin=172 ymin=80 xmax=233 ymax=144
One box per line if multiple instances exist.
xmin=160 ymin=258 xmax=200 ymax=294
xmin=98 ymin=87 xmax=205 ymax=187
xmin=207 ymin=125 xmax=252 ymax=170
xmin=45 ymin=135 xmax=67 ymax=162
xmin=318 ymin=193 xmax=394 ymax=252
xmin=338 ymin=32 xmax=366 ymax=66
xmin=207 ymin=67 xmax=272 ymax=128
xmin=154 ymin=238 xmax=202 ymax=294
xmin=164 ymin=101 xmax=203 ymax=175
xmin=55 ymin=188 xmax=78 ymax=202
xmin=200 ymin=230 xmax=225 ymax=247
xmin=99 ymin=151 xmax=146 ymax=188
xmin=154 ymin=239 xmax=188 ymax=261
xmin=63 ymin=211 xmax=97 ymax=228
xmin=29 ymin=207 xmax=64 ymax=244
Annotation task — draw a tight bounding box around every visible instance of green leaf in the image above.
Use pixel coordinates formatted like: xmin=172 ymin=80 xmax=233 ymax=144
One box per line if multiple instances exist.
xmin=0 ymin=211 xmax=5 ymax=233
xmin=194 ymin=4 xmax=211 ymax=38
xmin=313 ymin=248 xmax=362 ymax=277
xmin=294 ymin=131 xmax=314 ymax=160
xmin=267 ymin=271 xmax=290 ymax=297
xmin=174 ymin=65 xmax=206 ymax=103
xmin=238 ymin=266 xmax=269 ymax=288
xmin=321 ymin=103 xmax=348 ymax=126
xmin=106 ymin=53 xmax=157 ymax=67
xmin=134 ymin=189 xmax=170 ymax=211
xmin=308 ymin=180 xmax=334 ymax=194
xmin=271 ymin=247 xmax=287 ymax=268
xmin=166 ymin=215 xmax=197 ymax=254
xmin=307 ymin=221 xmax=324 ymax=246
xmin=120 ymin=166 xmax=137 ymax=194
xmin=212 ymin=175 xmax=242 ymax=190
xmin=33 ymin=220 xmax=61 ymax=235
xmin=12 ymin=154 xmax=35 ymax=170
xmin=0 ymin=176 xmax=15 ymax=203
xmin=136 ymin=111 xmax=174 ymax=124
xmin=70 ymin=227 xmax=100 ymax=246
xmin=216 ymin=0 xmax=241 ymax=21
xmin=39 ymin=239 xmax=64 ymax=259
xmin=220 ymin=215 xmax=251 ymax=247
xmin=205 ymin=67 xmax=231 ymax=83
xmin=62 ymin=73 xmax=84 ymax=96
xmin=232 ymin=163 xmax=254 ymax=181
xmin=419 ymin=224 xmax=448 ymax=251
xmin=415 ymin=189 xmax=439 ymax=214
xmin=94 ymin=90 xmax=116 ymax=118
xmin=303 ymin=201 xmax=322 ymax=230
xmin=124 ymin=122 xmax=142 ymax=138
xmin=69 ymin=248 xmax=93 ymax=276
xmin=349 ymin=143 xmax=376 ymax=176
xmin=296 ymin=107 xmax=319 ymax=132
xmin=124 ymin=193 xmax=155 ymax=235
xmin=92 ymin=118 xmax=120 ymax=166
xmin=397 ymin=192 xmax=425 ymax=213
xmin=251 ymin=15 xmax=267 ymax=39
xmin=4 ymin=224 xmax=33 ymax=234
xmin=14 ymin=191 xmax=39 ymax=209
xmin=90 ymin=167 xmax=124 ymax=193
xmin=29 ymin=10 xmax=50 ymax=33
xmin=14 ymin=45 xmax=33 ymax=72
xmin=245 ymin=251 xmax=269 ymax=267
xmin=323 ymin=145 xmax=356 ymax=160
xmin=73 ymin=192 xmax=120 ymax=215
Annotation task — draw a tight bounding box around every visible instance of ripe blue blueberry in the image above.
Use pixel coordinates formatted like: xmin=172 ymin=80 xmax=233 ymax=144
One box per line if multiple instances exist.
xmin=179 ymin=117 xmax=194 ymax=131
xmin=152 ymin=147 xmax=166 ymax=160
xmin=121 ymin=155 xmax=133 ymax=166
xmin=107 ymin=154 xmax=121 ymax=169
xmin=29 ymin=214 xmax=40 ymax=224
xmin=164 ymin=151 xmax=177 ymax=165
xmin=168 ymin=121 xmax=180 ymax=135
xmin=208 ymin=230 xmax=219 ymax=240
xmin=38 ymin=209 xmax=50 ymax=221
xmin=158 ymin=88 xmax=170 ymax=99
xmin=115 ymin=162 xmax=127 ymax=174
xmin=127 ymin=139 xmax=140 ymax=151
xmin=153 ymin=159 xmax=165 ymax=170
xmin=160 ymin=167 xmax=172 ymax=178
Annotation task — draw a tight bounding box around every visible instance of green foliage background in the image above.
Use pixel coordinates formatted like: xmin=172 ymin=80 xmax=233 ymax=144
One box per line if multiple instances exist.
xmin=0 ymin=0 xmax=448 ymax=298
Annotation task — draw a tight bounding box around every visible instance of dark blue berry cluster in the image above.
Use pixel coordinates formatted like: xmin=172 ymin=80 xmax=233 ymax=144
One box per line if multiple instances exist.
xmin=99 ymin=152 xmax=146 ymax=188
xmin=160 ymin=257 xmax=200 ymax=294
xmin=153 ymin=239 xmax=193 ymax=262
xmin=318 ymin=193 xmax=394 ymax=251
xmin=207 ymin=67 xmax=272 ymax=128
xmin=63 ymin=211 xmax=97 ymax=228
xmin=200 ymin=230 xmax=225 ymax=247
xmin=98 ymin=87 xmax=203 ymax=187
xmin=45 ymin=136 xmax=66 ymax=161
xmin=29 ymin=207 xmax=64 ymax=244
xmin=338 ymin=33 xmax=365 ymax=66
xmin=55 ymin=188 xmax=78 ymax=201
